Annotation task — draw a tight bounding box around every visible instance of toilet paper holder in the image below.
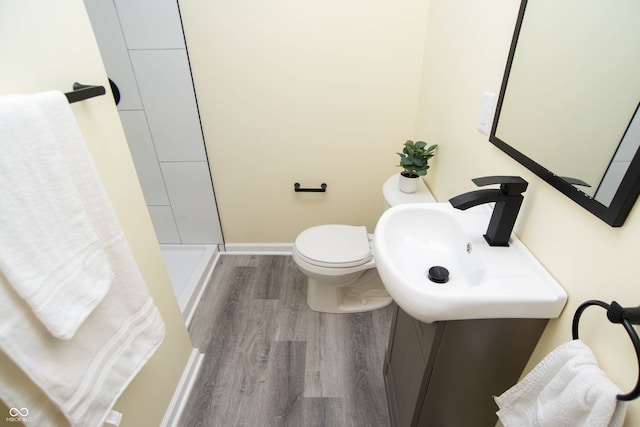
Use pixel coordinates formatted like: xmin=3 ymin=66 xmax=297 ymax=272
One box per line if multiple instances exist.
xmin=294 ymin=183 xmax=327 ymax=193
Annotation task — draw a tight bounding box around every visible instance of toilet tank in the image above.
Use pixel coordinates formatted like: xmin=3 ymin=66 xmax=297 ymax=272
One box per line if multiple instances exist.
xmin=383 ymin=173 xmax=436 ymax=210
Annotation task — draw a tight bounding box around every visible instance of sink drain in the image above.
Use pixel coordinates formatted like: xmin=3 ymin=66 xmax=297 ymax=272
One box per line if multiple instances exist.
xmin=427 ymin=266 xmax=449 ymax=283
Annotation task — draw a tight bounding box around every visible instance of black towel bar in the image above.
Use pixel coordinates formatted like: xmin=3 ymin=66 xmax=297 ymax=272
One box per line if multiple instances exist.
xmin=64 ymin=83 xmax=106 ymax=104
xmin=572 ymin=300 xmax=640 ymax=401
xmin=294 ymin=183 xmax=327 ymax=193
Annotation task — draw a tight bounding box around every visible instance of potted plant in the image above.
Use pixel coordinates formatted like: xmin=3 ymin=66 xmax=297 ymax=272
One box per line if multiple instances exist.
xmin=397 ymin=140 xmax=438 ymax=193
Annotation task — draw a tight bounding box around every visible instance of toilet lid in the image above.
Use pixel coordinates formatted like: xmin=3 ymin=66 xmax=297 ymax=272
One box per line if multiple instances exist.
xmin=295 ymin=225 xmax=372 ymax=267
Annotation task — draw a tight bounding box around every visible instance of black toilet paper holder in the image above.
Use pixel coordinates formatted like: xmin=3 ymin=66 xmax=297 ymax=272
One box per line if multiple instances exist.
xmin=294 ymin=183 xmax=327 ymax=193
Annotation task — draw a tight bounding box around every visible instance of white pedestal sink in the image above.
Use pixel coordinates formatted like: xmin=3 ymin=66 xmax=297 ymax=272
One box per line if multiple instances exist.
xmin=373 ymin=203 xmax=567 ymax=323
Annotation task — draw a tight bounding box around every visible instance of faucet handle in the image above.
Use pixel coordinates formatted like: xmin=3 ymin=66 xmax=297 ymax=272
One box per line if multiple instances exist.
xmin=471 ymin=176 xmax=528 ymax=196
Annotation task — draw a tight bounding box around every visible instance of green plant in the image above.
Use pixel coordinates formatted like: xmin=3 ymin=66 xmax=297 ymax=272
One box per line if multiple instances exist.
xmin=397 ymin=140 xmax=438 ymax=177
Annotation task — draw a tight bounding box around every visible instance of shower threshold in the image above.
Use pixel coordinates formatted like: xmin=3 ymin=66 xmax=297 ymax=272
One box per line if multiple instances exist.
xmin=160 ymin=244 xmax=219 ymax=325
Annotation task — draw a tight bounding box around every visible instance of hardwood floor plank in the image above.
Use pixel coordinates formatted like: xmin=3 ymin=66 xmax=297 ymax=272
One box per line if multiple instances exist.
xmin=347 ymin=313 xmax=391 ymax=425
xmin=274 ymin=266 xmax=313 ymax=343
xmin=268 ymin=341 xmax=306 ymax=425
xmin=182 ymin=263 xmax=257 ymax=425
xmin=295 ymin=398 xmax=348 ymax=427
xmin=303 ymin=313 xmax=351 ymax=399
xmin=180 ymin=255 xmax=393 ymax=427
xmin=252 ymin=256 xmax=290 ymax=300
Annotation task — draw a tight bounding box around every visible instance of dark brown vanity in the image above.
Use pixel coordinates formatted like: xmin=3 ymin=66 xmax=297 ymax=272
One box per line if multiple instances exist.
xmin=384 ymin=306 xmax=548 ymax=427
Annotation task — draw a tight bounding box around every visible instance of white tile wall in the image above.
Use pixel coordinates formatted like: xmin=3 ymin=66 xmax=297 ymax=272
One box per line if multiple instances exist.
xmin=84 ymin=0 xmax=223 ymax=245
xmin=595 ymin=105 xmax=640 ymax=205
xmin=161 ymin=162 xmax=223 ymax=244
xmin=83 ymin=0 xmax=143 ymax=110
xmin=615 ymin=108 xmax=640 ymax=161
xmin=129 ymin=49 xmax=207 ymax=162
xmin=595 ymin=162 xmax=627 ymax=206
xmin=148 ymin=206 xmax=181 ymax=243
xmin=113 ymin=0 xmax=185 ymax=49
xmin=118 ymin=111 xmax=169 ymax=205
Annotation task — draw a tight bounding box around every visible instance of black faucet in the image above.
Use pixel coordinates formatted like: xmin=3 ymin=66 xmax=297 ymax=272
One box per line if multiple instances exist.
xmin=449 ymin=176 xmax=528 ymax=247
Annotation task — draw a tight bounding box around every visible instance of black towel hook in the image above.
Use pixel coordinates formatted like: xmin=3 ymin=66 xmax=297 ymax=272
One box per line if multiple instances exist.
xmin=572 ymin=299 xmax=640 ymax=401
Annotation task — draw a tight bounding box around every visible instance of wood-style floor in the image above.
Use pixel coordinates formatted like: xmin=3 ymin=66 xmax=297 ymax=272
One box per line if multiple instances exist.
xmin=180 ymin=255 xmax=394 ymax=427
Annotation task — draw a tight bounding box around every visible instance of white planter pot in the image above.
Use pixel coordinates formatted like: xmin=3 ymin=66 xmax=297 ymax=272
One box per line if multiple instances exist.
xmin=399 ymin=173 xmax=419 ymax=193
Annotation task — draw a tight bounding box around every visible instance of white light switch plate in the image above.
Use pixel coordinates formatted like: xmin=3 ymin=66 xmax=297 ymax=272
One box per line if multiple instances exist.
xmin=478 ymin=91 xmax=496 ymax=135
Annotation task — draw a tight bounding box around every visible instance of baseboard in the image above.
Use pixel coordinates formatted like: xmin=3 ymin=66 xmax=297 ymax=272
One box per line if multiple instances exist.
xmin=160 ymin=348 xmax=205 ymax=427
xmin=223 ymin=243 xmax=293 ymax=255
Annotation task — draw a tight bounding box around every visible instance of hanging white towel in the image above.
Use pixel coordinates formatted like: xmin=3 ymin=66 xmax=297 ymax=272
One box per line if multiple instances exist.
xmin=0 ymin=91 xmax=115 ymax=340
xmin=495 ymin=339 xmax=627 ymax=427
xmin=0 ymin=237 xmax=165 ymax=427
xmin=0 ymin=91 xmax=165 ymax=426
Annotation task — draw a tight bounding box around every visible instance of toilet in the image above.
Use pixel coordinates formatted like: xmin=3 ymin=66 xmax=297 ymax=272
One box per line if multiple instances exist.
xmin=292 ymin=174 xmax=435 ymax=313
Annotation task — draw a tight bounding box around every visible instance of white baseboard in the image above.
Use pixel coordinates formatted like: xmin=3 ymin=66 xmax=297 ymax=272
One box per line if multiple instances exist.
xmin=223 ymin=243 xmax=293 ymax=255
xmin=161 ymin=348 xmax=205 ymax=427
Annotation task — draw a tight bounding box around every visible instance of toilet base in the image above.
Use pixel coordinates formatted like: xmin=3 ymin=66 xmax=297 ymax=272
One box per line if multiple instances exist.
xmin=306 ymin=268 xmax=393 ymax=314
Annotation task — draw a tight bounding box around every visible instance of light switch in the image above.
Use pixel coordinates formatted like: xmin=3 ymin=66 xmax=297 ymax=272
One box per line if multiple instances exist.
xmin=478 ymin=91 xmax=496 ymax=135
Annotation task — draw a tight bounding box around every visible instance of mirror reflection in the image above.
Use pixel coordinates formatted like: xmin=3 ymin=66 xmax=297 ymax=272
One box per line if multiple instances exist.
xmin=491 ymin=0 xmax=640 ymax=225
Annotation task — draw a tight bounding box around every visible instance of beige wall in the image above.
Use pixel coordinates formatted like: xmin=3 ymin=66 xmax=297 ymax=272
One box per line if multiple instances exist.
xmin=0 ymin=2 xmax=192 ymax=426
xmin=179 ymin=0 xmax=430 ymax=243
xmin=417 ymin=1 xmax=640 ymax=425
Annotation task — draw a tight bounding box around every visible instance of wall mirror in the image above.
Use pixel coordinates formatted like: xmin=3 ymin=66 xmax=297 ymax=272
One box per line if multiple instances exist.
xmin=490 ymin=0 xmax=640 ymax=226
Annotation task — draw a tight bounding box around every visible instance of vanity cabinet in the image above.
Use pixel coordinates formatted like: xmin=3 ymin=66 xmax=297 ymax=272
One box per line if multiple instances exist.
xmin=384 ymin=306 xmax=548 ymax=427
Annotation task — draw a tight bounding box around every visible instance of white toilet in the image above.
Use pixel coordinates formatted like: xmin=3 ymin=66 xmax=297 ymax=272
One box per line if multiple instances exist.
xmin=292 ymin=174 xmax=435 ymax=313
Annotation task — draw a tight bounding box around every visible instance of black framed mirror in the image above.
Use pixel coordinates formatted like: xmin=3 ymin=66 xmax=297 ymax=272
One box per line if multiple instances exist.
xmin=490 ymin=0 xmax=640 ymax=226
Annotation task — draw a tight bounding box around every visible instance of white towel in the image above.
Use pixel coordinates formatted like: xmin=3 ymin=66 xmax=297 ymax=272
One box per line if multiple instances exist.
xmin=0 ymin=91 xmax=115 ymax=340
xmin=495 ymin=340 xmax=627 ymax=427
xmin=0 ymin=238 xmax=165 ymax=427
xmin=0 ymin=91 xmax=165 ymax=426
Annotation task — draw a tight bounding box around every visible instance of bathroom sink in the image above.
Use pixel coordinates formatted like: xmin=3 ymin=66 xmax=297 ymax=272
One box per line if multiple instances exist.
xmin=373 ymin=203 xmax=567 ymax=323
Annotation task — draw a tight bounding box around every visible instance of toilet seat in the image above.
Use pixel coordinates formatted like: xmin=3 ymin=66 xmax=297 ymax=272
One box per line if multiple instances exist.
xmin=294 ymin=224 xmax=372 ymax=268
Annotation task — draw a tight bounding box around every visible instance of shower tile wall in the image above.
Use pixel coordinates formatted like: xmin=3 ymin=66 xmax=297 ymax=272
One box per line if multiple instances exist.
xmin=595 ymin=109 xmax=640 ymax=206
xmin=84 ymin=0 xmax=223 ymax=244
